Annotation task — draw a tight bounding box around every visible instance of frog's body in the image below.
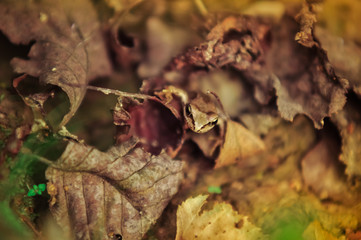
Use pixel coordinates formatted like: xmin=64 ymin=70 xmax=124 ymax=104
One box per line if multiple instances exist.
xmin=184 ymin=92 xmax=219 ymax=133
xmin=159 ymin=86 xmax=221 ymax=133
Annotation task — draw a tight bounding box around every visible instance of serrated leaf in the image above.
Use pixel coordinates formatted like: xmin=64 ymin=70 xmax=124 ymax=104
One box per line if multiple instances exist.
xmin=46 ymin=139 xmax=183 ymax=239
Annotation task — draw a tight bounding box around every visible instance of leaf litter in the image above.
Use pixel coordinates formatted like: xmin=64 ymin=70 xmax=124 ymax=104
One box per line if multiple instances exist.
xmin=1 ymin=0 xmax=361 ymax=240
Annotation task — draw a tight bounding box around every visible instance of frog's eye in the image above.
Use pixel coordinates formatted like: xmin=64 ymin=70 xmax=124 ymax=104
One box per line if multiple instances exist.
xmin=185 ymin=104 xmax=192 ymax=117
xmin=210 ymin=118 xmax=218 ymax=125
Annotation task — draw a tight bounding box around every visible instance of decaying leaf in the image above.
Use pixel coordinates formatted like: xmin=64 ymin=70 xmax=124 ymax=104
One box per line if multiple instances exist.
xmin=189 ymin=71 xmax=255 ymax=118
xmin=137 ymin=17 xmax=191 ymax=78
xmin=294 ymin=2 xmax=319 ymax=48
xmin=188 ymin=16 xmax=269 ymax=71
xmin=113 ymin=97 xmax=184 ymax=156
xmin=267 ymin=16 xmax=346 ymax=128
xmin=46 ymin=138 xmax=183 ymax=239
xmin=240 ymin=114 xmax=282 ymax=136
xmin=301 ymin=135 xmax=353 ymax=203
xmin=332 ymin=102 xmax=361 ymax=177
xmin=0 ymin=0 xmax=112 ymax=127
xmin=315 ymin=27 xmax=361 ymax=96
xmin=175 ymin=195 xmax=266 ymax=240
xmin=215 ymin=120 xmax=265 ymax=168
xmin=303 ymin=221 xmax=340 ymax=240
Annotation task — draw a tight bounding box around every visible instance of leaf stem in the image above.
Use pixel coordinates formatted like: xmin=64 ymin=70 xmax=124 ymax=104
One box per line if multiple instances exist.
xmin=86 ymin=85 xmax=151 ymax=99
xmin=20 ymin=148 xmax=56 ymax=167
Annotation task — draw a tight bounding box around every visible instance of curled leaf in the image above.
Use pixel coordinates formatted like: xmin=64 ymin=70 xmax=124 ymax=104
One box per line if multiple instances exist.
xmin=114 ymin=98 xmax=184 ymax=156
xmin=315 ymin=27 xmax=361 ymax=96
xmin=332 ymin=102 xmax=361 ymax=177
xmin=0 ymin=0 xmax=112 ymax=127
xmin=215 ymin=120 xmax=265 ymax=168
xmin=267 ymin=17 xmax=346 ymax=128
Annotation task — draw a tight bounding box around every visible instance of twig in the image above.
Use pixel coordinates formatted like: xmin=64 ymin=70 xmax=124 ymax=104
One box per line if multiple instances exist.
xmin=86 ymin=85 xmax=151 ymax=99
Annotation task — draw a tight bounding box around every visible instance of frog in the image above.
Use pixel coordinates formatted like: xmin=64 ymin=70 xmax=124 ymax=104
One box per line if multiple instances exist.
xmin=184 ymin=91 xmax=220 ymax=133
xmin=157 ymin=86 xmax=221 ymax=134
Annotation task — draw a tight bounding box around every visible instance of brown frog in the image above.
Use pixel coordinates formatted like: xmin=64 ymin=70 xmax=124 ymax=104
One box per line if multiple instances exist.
xmin=158 ymin=86 xmax=221 ymax=133
xmin=184 ymin=92 xmax=219 ymax=133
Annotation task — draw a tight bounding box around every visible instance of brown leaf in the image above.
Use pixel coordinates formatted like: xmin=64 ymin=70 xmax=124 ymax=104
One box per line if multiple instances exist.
xmin=294 ymin=2 xmax=319 ymax=48
xmin=240 ymin=114 xmax=282 ymax=136
xmin=46 ymin=139 xmax=183 ymax=240
xmin=332 ymin=101 xmax=361 ymax=177
xmin=315 ymin=27 xmax=361 ymax=96
xmin=0 ymin=0 xmax=112 ymax=127
xmin=215 ymin=120 xmax=265 ymax=168
xmin=188 ymin=16 xmax=270 ymax=71
xmin=267 ymin=16 xmax=346 ymax=129
xmin=188 ymin=71 xmax=255 ymax=118
xmin=114 ymin=98 xmax=184 ymax=156
xmin=301 ymin=135 xmax=352 ymax=203
xmin=137 ymin=17 xmax=191 ymax=78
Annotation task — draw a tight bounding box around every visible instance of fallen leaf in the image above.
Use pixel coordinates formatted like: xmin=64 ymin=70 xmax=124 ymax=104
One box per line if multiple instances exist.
xmin=45 ymin=138 xmax=183 ymax=240
xmin=303 ymin=221 xmax=340 ymax=240
xmin=294 ymin=2 xmax=319 ymax=48
xmin=188 ymin=16 xmax=270 ymax=71
xmin=0 ymin=0 xmax=112 ymax=127
xmin=267 ymin=16 xmax=346 ymax=129
xmin=347 ymin=231 xmax=361 ymax=240
xmin=215 ymin=120 xmax=265 ymax=168
xmin=240 ymin=113 xmax=282 ymax=136
xmin=189 ymin=71 xmax=255 ymax=118
xmin=188 ymin=128 xmax=221 ymax=159
xmin=113 ymin=97 xmax=184 ymax=156
xmin=137 ymin=17 xmax=191 ymax=78
xmin=332 ymin=101 xmax=361 ymax=177
xmin=175 ymin=195 xmax=266 ymax=240
xmin=315 ymin=27 xmax=361 ymax=96
xmin=301 ymin=135 xmax=353 ymax=203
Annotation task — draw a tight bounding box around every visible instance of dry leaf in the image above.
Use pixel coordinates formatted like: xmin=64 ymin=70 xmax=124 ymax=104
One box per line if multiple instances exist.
xmin=332 ymin=102 xmax=361 ymax=177
xmin=215 ymin=120 xmax=265 ymax=168
xmin=301 ymin=136 xmax=353 ymax=203
xmin=188 ymin=16 xmax=269 ymax=71
xmin=189 ymin=71 xmax=254 ymax=118
xmin=137 ymin=17 xmax=191 ymax=78
xmin=315 ymin=27 xmax=361 ymax=96
xmin=294 ymin=2 xmax=319 ymax=48
xmin=113 ymin=98 xmax=184 ymax=156
xmin=303 ymin=221 xmax=340 ymax=240
xmin=267 ymin=16 xmax=346 ymax=129
xmin=0 ymin=0 xmax=112 ymax=127
xmin=240 ymin=114 xmax=282 ymax=136
xmin=46 ymin=139 xmax=183 ymax=240
xmin=175 ymin=195 xmax=266 ymax=240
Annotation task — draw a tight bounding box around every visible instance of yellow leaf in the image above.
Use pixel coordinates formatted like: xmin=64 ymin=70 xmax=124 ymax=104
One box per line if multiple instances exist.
xmin=215 ymin=120 xmax=265 ymax=168
xmin=303 ymin=221 xmax=340 ymax=240
xmin=176 ymin=195 xmax=266 ymax=240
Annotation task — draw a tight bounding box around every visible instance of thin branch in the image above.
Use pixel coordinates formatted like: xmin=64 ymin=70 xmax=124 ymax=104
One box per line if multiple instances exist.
xmin=86 ymin=85 xmax=151 ymax=99
xmin=20 ymin=148 xmax=57 ymax=167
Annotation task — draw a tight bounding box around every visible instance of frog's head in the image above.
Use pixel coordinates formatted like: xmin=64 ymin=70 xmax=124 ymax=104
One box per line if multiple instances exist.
xmin=184 ymin=92 xmax=219 ymax=133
